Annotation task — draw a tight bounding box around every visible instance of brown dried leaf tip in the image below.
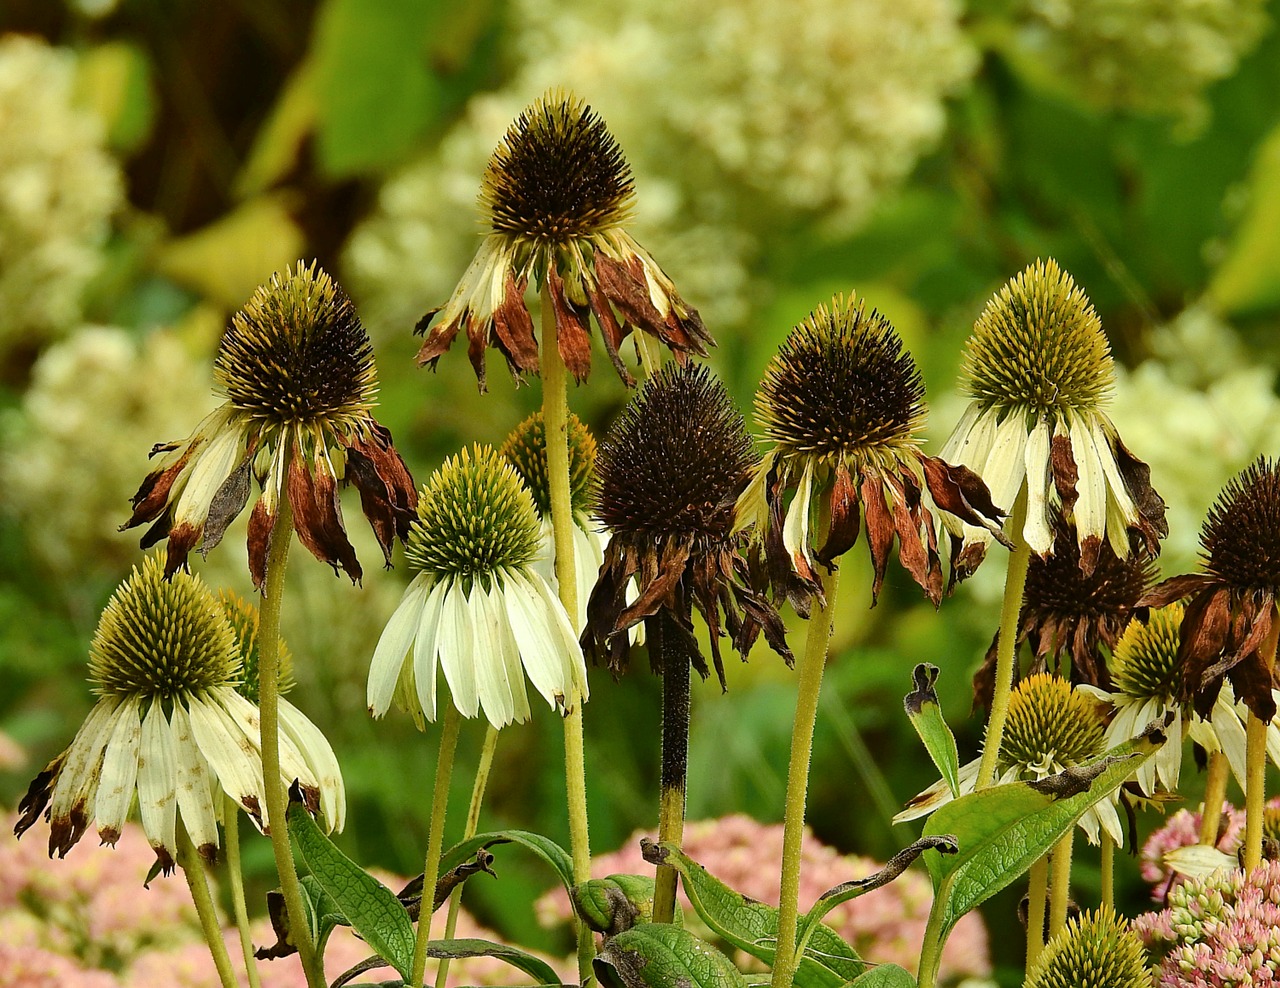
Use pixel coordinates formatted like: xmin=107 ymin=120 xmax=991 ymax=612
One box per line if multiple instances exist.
xmin=735 ymin=293 xmax=1007 ymax=612
xmin=971 ymin=516 xmax=1157 ymax=713
xmin=415 ymin=89 xmax=711 ymax=391
xmin=583 ymin=362 xmax=791 ymax=687
xmin=121 ymin=262 xmax=417 ymax=590
xmin=1139 ymin=457 xmax=1280 ymax=723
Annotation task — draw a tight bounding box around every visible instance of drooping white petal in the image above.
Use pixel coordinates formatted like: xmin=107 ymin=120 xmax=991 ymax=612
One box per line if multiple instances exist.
xmin=437 ymin=583 xmax=480 ymax=719
xmin=733 ymin=451 xmax=773 ymax=536
xmin=170 ymin=701 xmax=220 ymax=855
xmin=1022 ymin=417 xmax=1053 ymax=556
xmin=1202 ymin=691 xmax=1248 ymax=788
xmin=94 ymin=695 xmax=142 ymax=844
xmin=187 ymin=691 xmax=267 ymax=830
xmin=1155 ymin=706 xmax=1184 ymax=793
xmin=137 ymin=701 xmax=178 ymax=860
xmin=1091 ymin=419 xmax=1138 ymax=527
xmin=504 ymin=570 xmax=588 ymax=711
xmin=528 ymin=570 xmax=589 ymax=708
xmin=937 ymin=402 xmax=986 ymax=466
xmin=412 ymin=577 xmax=450 ymax=722
xmin=51 ymin=696 xmax=123 ymax=830
xmin=367 ymin=572 xmax=432 ymax=717
xmin=171 ymin=419 xmax=248 ymax=529
xmin=491 ymin=585 xmax=532 ymax=726
xmin=279 ymin=697 xmax=347 ymax=833
xmin=472 ymin=581 xmax=516 ymax=729
xmin=1067 ymin=412 xmax=1107 ymax=549
xmin=220 ymin=687 xmax=318 ymax=797
xmin=979 ymin=409 xmax=1030 ymax=523
xmin=782 ymin=459 xmax=815 ymax=572
xmin=893 ymin=757 xmax=982 ymax=823
xmin=572 ymin=517 xmax=606 ymax=635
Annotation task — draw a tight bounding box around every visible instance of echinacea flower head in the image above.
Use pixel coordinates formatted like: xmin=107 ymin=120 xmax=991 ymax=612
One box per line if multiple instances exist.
xmin=416 ymin=89 xmax=711 ymax=390
xmin=121 ymin=262 xmax=417 ymax=589
xmin=501 ymin=411 xmax=604 ymax=633
xmin=584 ymin=363 xmax=791 ymax=686
xmin=972 ymin=518 xmax=1156 ymax=709
xmin=14 ymin=557 xmax=335 ymax=874
xmin=1140 ymin=457 xmax=1280 ymax=723
xmin=898 ymin=672 xmax=1122 ymax=844
xmin=736 ymin=295 xmax=1007 ymax=610
xmin=1025 ymin=907 xmax=1153 ymax=988
xmin=367 ymin=445 xmax=589 ymax=730
xmin=940 ymin=259 xmax=1166 ymax=575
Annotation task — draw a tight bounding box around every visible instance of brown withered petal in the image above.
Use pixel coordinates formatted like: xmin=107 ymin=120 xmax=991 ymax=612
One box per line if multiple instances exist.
xmin=286 ymin=446 xmax=362 ymax=585
xmin=862 ymin=469 xmax=896 ymax=604
xmin=815 ymin=461 xmax=861 ymax=566
xmin=341 ymin=425 xmax=419 ymax=567
xmin=1114 ymin=433 xmax=1168 ymax=553
xmin=491 ymin=269 xmax=540 ymax=378
xmin=548 ymin=264 xmax=593 ymax=383
xmin=919 ymin=457 xmax=1015 ymax=550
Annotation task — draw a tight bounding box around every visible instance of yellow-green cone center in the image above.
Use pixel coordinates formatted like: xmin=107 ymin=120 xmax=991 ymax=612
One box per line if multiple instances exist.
xmin=1112 ymin=603 xmax=1183 ymax=702
xmin=90 ymin=557 xmax=239 ymax=699
xmin=220 ymin=590 xmax=293 ymax=704
xmin=406 ymin=445 xmax=541 ymax=588
xmin=963 ymin=259 xmax=1114 ymax=415
xmin=1026 ymin=908 xmax=1153 ymax=988
xmin=1002 ymin=672 xmax=1105 ymax=769
xmin=501 ymin=410 xmax=596 ymax=517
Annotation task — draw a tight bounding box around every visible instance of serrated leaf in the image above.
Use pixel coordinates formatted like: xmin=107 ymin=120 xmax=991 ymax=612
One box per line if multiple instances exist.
xmin=904 ymin=664 xmax=960 ymax=799
xmin=922 ymin=728 xmax=1162 ymax=941
xmin=595 ymin=923 xmax=746 ymax=988
xmin=438 ymin=830 xmax=575 ymax=894
xmin=847 ymin=964 xmax=915 ymax=987
xmin=641 ymin=840 xmax=864 ymax=987
xmin=287 ymin=800 xmax=415 ymax=981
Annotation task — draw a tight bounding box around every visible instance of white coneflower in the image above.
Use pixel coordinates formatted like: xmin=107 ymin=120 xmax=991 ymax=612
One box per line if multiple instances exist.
xmin=14 ymin=557 xmax=337 ymax=873
xmin=939 ymin=259 xmax=1166 ymax=577
xmin=367 ymin=445 xmax=588 ymax=729
xmin=121 ymin=263 xmax=416 ymax=589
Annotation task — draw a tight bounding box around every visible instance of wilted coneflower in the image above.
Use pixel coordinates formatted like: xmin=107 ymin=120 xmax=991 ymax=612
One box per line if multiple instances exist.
xmin=940 ymin=258 xmax=1166 ymax=576
xmin=501 ymin=410 xmax=604 ymax=633
xmin=736 ymin=294 xmax=1008 ymax=610
xmin=14 ymin=557 xmax=338 ymax=874
xmin=1025 ymin=907 xmax=1153 ymax=988
xmin=416 ymin=89 xmax=710 ymax=390
xmin=972 ymin=518 xmax=1157 ymax=709
xmin=367 ymin=444 xmax=588 ymax=730
xmin=583 ymin=362 xmax=791 ymax=925
xmin=121 ymin=262 xmax=417 ymax=589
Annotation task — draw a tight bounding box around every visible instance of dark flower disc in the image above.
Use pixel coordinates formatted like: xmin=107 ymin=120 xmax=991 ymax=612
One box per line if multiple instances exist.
xmin=1202 ymin=457 xmax=1280 ymax=593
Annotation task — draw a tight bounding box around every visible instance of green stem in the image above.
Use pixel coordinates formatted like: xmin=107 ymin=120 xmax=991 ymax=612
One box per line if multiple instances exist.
xmin=1243 ymin=612 xmax=1280 ymax=872
xmin=435 ymin=724 xmax=501 ymax=988
xmin=223 ymin=794 xmax=263 ymax=988
xmin=1199 ymin=750 xmax=1231 ymax=846
xmin=1099 ymin=834 xmax=1114 ymax=913
xmin=975 ymin=491 xmax=1030 ymax=789
xmin=653 ymin=613 xmax=692 ymax=925
xmin=178 ymin=823 xmax=237 ymax=988
xmin=770 ymin=560 xmax=840 ymax=988
xmin=917 ymin=901 xmax=946 ymax=988
xmin=1024 ymin=855 xmax=1049 ymax=972
xmin=539 ymin=284 xmax=594 ymax=982
xmin=411 ymin=703 xmax=463 ymax=988
xmin=1047 ymin=830 xmax=1074 ymax=939
xmin=257 ymin=496 xmax=324 ymax=988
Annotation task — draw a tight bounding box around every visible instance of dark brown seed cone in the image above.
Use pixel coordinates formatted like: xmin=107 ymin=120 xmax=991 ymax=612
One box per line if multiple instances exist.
xmin=973 ymin=520 xmax=1156 ymax=714
xmin=1139 ymin=457 xmax=1280 ymax=722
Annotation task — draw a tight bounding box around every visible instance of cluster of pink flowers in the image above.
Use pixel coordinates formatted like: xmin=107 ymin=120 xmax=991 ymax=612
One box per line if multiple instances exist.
xmin=2 ymin=809 xmax=567 ymax=987
xmin=1134 ymin=859 xmax=1280 ymax=987
xmin=1140 ymin=803 xmax=1245 ymax=898
xmin=538 ymin=813 xmax=991 ymax=983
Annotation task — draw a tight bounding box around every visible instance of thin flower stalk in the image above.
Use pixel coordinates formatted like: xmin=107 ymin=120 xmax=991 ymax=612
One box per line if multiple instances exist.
xmin=1025 ymin=856 xmax=1050 ymax=969
xmin=411 ymin=704 xmax=463 ymax=988
xmin=1099 ymin=835 xmax=1115 ymax=912
xmin=177 ymin=822 xmax=237 ymax=988
xmin=1244 ymin=614 xmax=1280 ymax=869
xmin=1047 ymin=830 xmax=1075 ymax=939
xmin=223 ymin=793 xmax=263 ymax=988
xmin=1199 ymin=751 xmax=1231 ymax=845
xmin=652 ymin=610 xmax=694 ymax=924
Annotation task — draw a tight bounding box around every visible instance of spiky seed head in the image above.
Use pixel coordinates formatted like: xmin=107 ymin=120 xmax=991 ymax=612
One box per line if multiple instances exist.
xmin=963 ymin=259 xmax=1114 ymax=415
xmin=406 ymin=445 xmax=542 ymax=591
xmin=1201 ymin=457 xmax=1280 ymax=593
xmin=1111 ymin=603 xmax=1183 ymax=703
xmin=480 ymin=90 xmax=634 ymax=243
xmin=1026 ymin=907 xmax=1154 ymax=988
xmin=757 ymin=295 xmax=926 ymax=466
xmin=219 ymin=590 xmax=294 ymax=704
xmin=500 ymin=411 xmax=597 ymax=517
xmin=89 ymin=556 xmax=239 ymax=700
xmin=1023 ymin=540 xmax=1154 ymax=623
xmin=1001 ymin=672 xmax=1106 ymax=769
xmin=594 ymin=363 xmax=755 ymax=544
xmin=215 ymin=262 xmax=377 ymax=427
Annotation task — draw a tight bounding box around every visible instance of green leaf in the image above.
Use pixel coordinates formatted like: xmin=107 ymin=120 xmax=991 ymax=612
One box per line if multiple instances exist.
xmin=572 ymin=875 xmax=658 ymax=934
xmin=847 ymin=965 xmax=915 ymax=987
xmin=287 ymin=800 xmax=415 ymax=981
xmin=903 ymin=664 xmax=960 ymax=799
xmin=426 ymin=938 xmax=564 ymax=986
xmin=1210 ymin=122 xmax=1280 ymax=315
xmin=595 ymin=923 xmax=747 ymax=988
xmin=922 ymin=727 xmax=1162 ymax=940
xmin=439 ymin=830 xmax=575 ymax=894
xmin=641 ymin=841 xmax=864 ymax=987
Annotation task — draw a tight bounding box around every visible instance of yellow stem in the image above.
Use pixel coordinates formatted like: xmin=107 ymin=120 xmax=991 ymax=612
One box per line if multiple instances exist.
xmin=1047 ymin=830 xmax=1074 ymax=939
xmin=223 ymin=794 xmax=263 ymax=988
xmin=257 ymin=497 xmax=324 ymax=988
xmin=1243 ymin=611 xmax=1280 ymax=872
xmin=178 ymin=823 xmax=237 ymax=988
xmin=1024 ymin=855 xmax=1049 ymax=971
xmin=1199 ymin=750 xmax=1231 ymax=846
xmin=1099 ymin=834 xmax=1114 ymax=913
xmin=410 ymin=703 xmax=463 ymax=987
xmin=976 ymin=491 xmax=1030 ymax=789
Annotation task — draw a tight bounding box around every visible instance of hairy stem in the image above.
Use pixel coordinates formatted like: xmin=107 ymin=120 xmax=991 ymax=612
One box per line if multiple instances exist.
xmin=223 ymin=794 xmax=263 ymax=988
xmin=1047 ymin=830 xmax=1075 ymax=938
xmin=1024 ymin=855 xmax=1049 ymax=971
xmin=976 ymin=491 xmax=1030 ymax=789
xmin=1243 ymin=610 xmax=1280 ymax=872
xmin=257 ymin=497 xmax=323 ymax=988
xmin=1199 ymin=750 xmax=1230 ymax=846
xmin=1099 ymin=834 xmax=1114 ymax=913
xmin=178 ymin=823 xmax=237 ymax=988
xmin=411 ymin=703 xmax=463 ymax=987
xmin=653 ymin=612 xmax=692 ymax=924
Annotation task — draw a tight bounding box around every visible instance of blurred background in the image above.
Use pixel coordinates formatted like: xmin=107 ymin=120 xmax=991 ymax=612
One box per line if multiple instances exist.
xmin=1 ymin=0 xmax=1279 ymax=983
